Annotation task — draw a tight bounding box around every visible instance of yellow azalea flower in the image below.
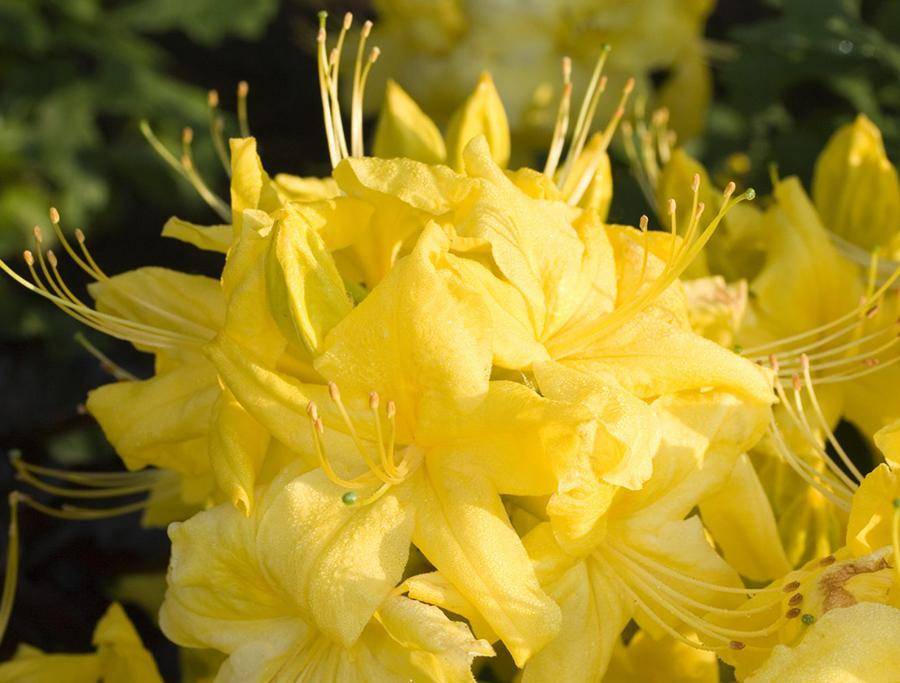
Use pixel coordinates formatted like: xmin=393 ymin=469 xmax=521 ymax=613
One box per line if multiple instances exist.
xmin=0 ymin=603 xmax=162 ymax=683
xmin=745 ymin=602 xmax=900 ymax=683
xmin=521 ymin=390 xmax=773 ymax=681
xmin=813 ymin=114 xmax=900 ymax=256
xmin=369 ymin=0 xmax=714 ymax=147
xmin=210 ymin=224 xmax=604 ymax=664
xmin=647 ymin=140 xmax=900 ymax=562
xmin=160 ymin=464 xmax=493 ymax=682
xmin=714 ymin=462 xmax=900 ymax=679
xmin=407 ymin=389 xmax=776 ymax=681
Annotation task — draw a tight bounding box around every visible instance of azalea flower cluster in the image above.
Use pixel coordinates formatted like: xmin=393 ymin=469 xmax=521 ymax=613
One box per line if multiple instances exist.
xmin=1 ymin=10 xmax=900 ymax=683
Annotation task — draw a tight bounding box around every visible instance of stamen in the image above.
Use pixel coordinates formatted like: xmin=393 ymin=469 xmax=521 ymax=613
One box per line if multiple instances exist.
xmin=597 ymin=555 xmax=722 ymax=652
xmin=74 ymin=333 xmax=139 ymax=382
xmin=617 ymin=544 xmax=784 ymax=595
xmin=306 ymin=401 xmax=380 ymax=491
xmin=48 ymin=209 xmax=97 ymax=280
xmin=17 ymin=494 xmax=152 ymax=521
xmin=139 ymin=121 xmax=230 ymax=221
xmin=3 ymin=233 xmax=208 ymax=351
xmin=237 ymin=81 xmax=250 ymax=138
xmin=71 ymin=229 xmax=107 ymax=281
xmin=558 ymin=45 xmax=612 ymax=186
xmin=12 ymin=460 xmax=159 ymax=499
xmin=207 ymin=90 xmax=231 ymax=175
xmin=800 ymin=356 xmax=864 ymax=485
xmin=766 ymin=413 xmax=852 ymax=511
xmin=601 ymin=549 xmax=785 ymax=647
xmin=744 ymin=265 xmax=900 ymax=358
xmin=543 ymin=57 xmax=573 ymax=178
xmin=8 ymin=451 xmax=155 ymax=488
xmin=351 ymin=20 xmax=374 ymax=157
xmin=369 ymin=392 xmax=399 ymax=479
xmin=0 ymin=494 xmax=20 ymax=646
xmin=608 ymin=545 xmax=777 ymax=617
xmin=327 ymin=13 xmax=353 ymax=161
xmin=327 ymin=383 xmax=398 ymax=485
xmin=317 ymin=19 xmax=340 ymax=168
xmin=564 ymin=76 xmax=635 ymax=205
xmin=556 ymin=182 xmax=755 ymax=355
xmin=786 ymin=374 xmax=859 ymax=494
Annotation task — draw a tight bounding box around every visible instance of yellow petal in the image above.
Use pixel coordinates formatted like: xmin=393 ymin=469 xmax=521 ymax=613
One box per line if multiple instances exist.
xmin=86 ymin=361 xmax=219 ymax=474
xmin=89 ymin=267 xmax=224 ymax=350
xmin=813 ymin=114 xmax=900 ymax=251
xmin=421 ymin=380 xmax=594 ymax=499
xmin=440 ymin=249 xmax=549 ymax=368
xmin=0 ymin=648 xmax=100 ymax=683
xmin=219 ymin=211 xmax=294 ymax=369
xmin=209 ymin=389 xmax=270 ymax=515
xmin=161 ymin=498 xmax=312 ymax=683
xmin=228 ymin=137 xmax=283 ymax=233
xmin=699 ymin=453 xmax=791 ymax=581
xmin=404 ymin=572 xmax=498 ymax=642
xmin=161 ymin=217 xmax=232 ymax=253
xmin=374 ymin=79 xmax=447 ymax=164
xmin=332 ymin=157 xmax=472 ymax=285
xmin=314 ymin=224 xmax=492 ymax=439
xmin=613 ymin=391 xmax=770 ymax=528
xmin=271 ymin=173 xmax=339 ymax=201
xmin=265 ymin=207 xmax=353 ymax=354
xmin=256 ymin=469 xmax=415 ymax=647
xmin=456 ymin=137 xmax=588 ymax=350
xmin=410 ymin=458 xmax=560 ymax=667
xmin=875 ymin=420 xmax=900 ymax=468
xmin=445 ymin=73 xmax=510 ymax=171
xmin=571 ymin=314 xmax=774 ymax=404
xmin=534 ymin=362 xmax=659 ymax=491
xmin=521 ymin=558 xmax=631 ymax=683
xmin=744 ymin=177 xmax=862 ymax=345
xmin=371 ymin=595 xmax=494 ymax=682
xmin=846 ymin=463 xmax=900 ymax=556
xmin=93 ymin=603 xmax=164 ymax=683
xmin=745 ymin=603 xmax=900 ymax=683
xmin=206 ymin=334 xmax=314 ymax=455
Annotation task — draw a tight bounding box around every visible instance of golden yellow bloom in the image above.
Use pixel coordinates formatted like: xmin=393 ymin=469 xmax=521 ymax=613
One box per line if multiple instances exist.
xmin=407 ymin=390 xmax=777 ymax=681
xmin=0 ymin=603 xmax=162 ymax=683
xmin=160 ymin=464 xmax=493 ymax=681
xmin=370 ymin=0 xmax=714 ymax=146
xmin=210 ymin=224 xmax=601 ymax=664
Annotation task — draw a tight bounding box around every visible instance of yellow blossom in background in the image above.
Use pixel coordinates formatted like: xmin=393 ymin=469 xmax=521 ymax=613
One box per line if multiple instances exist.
xmin=370 ymin=0 xmax=715 ymax=151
